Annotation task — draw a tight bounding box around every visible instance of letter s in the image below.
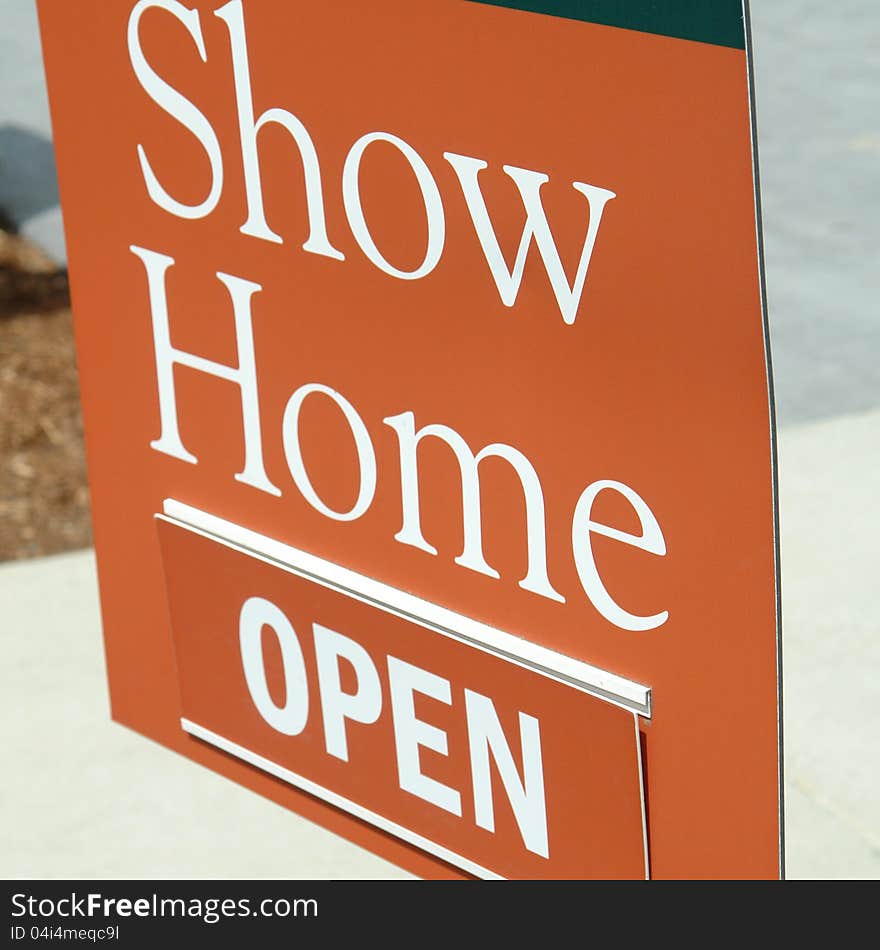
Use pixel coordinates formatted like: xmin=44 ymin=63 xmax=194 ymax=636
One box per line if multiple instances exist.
xmin=128 ymin=0 xmax=223 ymax=219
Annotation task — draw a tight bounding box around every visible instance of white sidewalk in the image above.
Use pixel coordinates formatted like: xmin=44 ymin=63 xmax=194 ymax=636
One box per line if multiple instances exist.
xmin=0 ymin=549 xmax=412 ymax=880
xmin=779 ymin=408 xmax=880 ymax=878
xmin=2 ymin=409 xmax=878 ymax=879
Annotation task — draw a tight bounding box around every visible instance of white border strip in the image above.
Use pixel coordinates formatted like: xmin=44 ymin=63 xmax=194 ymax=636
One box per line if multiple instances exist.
xmin=182 ymin=718 xmax=504 ymax=880
xmin=161 ymin=499 xmax=651 ymax=717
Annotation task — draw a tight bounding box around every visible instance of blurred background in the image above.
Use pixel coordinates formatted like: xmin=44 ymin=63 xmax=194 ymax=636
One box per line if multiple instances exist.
xmin=1 ymin=0 xmax=877 ymax=878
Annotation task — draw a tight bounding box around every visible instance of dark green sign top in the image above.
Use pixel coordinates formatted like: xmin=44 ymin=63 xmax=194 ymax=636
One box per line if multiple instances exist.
xmin=469 ymin=1 xmax=746 ymax=50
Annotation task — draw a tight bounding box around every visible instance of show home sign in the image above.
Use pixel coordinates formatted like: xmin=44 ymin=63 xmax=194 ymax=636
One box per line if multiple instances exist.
xmin=38 ymin=0 xmax=781 ymax=878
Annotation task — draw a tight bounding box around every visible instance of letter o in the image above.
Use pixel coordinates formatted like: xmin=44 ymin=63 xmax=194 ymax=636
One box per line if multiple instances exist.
xmin=342 ymin=131 xmax=446 ymax=280
xmin=239 ymin=597 xmax=309 ymax=735
xmin=282 ymin=383 xmax=377 ymax=521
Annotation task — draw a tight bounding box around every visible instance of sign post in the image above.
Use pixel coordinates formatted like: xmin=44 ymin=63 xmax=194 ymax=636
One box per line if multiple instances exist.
xmin=38 ymin=0 xmax=781 ymax=878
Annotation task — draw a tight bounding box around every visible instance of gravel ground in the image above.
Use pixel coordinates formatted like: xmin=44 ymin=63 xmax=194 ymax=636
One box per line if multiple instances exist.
xmin=0 ymin=226 xmax=89 ymax=561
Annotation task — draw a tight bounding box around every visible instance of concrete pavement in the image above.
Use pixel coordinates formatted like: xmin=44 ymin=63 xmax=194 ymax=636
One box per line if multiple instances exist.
xmin=751 ymin=0 xmax=880 ymax=426
xmin=0 ymin=550 xmax=413 ymax=880
xmin=779 ymin=408 xmax=880 ymax=878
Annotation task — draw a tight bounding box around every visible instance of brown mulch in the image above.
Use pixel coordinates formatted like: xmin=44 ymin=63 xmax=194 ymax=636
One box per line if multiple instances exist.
xmin=0 ymin=223 xmax=92 ymax=561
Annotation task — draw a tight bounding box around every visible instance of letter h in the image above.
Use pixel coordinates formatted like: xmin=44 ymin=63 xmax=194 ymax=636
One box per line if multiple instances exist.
xmin=130 ymin=244 xmax=280 ymax=495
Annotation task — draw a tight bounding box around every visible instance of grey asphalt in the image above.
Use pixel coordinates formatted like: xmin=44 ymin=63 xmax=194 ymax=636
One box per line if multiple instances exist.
xmin=1 ymin=0 xmax=878 ymax=879
xmin=752 ymin=0 xmax=880 ymax=425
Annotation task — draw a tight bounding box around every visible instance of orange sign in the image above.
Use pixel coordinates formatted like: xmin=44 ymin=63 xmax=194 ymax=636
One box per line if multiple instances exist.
xmin=39 ymin=0 xmax=780 ymax=878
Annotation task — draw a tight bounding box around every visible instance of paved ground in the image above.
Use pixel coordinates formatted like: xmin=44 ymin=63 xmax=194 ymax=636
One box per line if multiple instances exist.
xmin=0 ymin=551 xmax=412 ymax=879
xmin=780 ymin=409 xmax=880 ymax=878
xmin=1 ymin=0 xmax=878 ymax=878
xmin=752 ymin=0 xmax=880 ymax=426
